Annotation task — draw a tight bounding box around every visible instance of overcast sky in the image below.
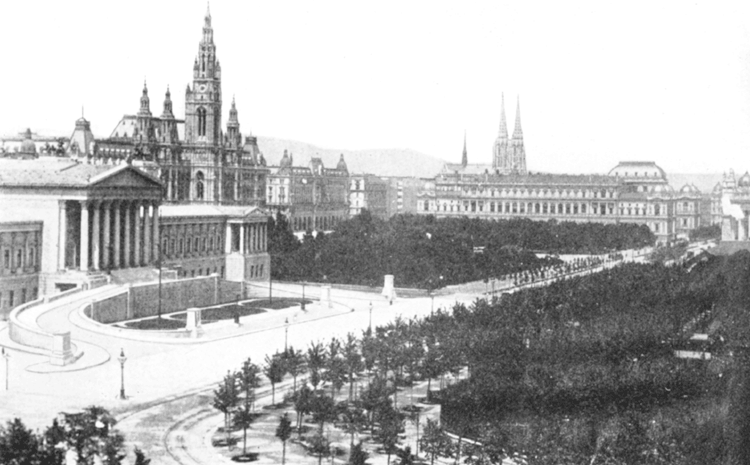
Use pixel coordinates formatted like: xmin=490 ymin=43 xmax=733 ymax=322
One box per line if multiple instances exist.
xmin=3 ymin=1 xmax=750 ymax=174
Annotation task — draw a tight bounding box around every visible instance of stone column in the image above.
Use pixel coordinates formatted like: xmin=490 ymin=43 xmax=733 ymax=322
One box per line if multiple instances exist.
xmin=263 ymin=223 xmax=267 ymax=251
xmin=152 ymin=203 xmax=160 ymax=263
xmin=134 ymin=202 xmax=142 ymax=266
xmin=225 ymin=224 xmax=232 ymax=254
xmin=239 ymin=224 xmax=245 ymax=254
xmin=102 ymin=201 xmax=111 ymax=270
xmin=143 ymin=203 xmax=152 ymax=265
xmin=80 ymin=201 xmax=89 ymax=271
xmin=91 ymin=201 xmax=101 ymax=271
xmin=113 ymin=201 xmax=121 ymax=269
xmin=123 ymin=201 xmax=132 ymax=267
xmin=58 ymin=201 xmax=67 ymax=270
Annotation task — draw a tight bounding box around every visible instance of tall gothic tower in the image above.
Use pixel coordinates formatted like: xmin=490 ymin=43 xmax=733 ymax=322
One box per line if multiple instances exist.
xmin=509 ymin=96 xmax=527 ymax=174
xmin=492 ymin=94 xmax=509 ymax=171
xmin=492 ymin=94 xmax=527 ymax=174
xmin=185 ymin=6 xmax=222 ymax=146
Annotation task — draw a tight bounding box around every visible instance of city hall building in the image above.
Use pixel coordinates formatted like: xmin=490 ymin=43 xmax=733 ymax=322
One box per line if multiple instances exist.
xmin=0 ymin=9 xmax=272 ymax=317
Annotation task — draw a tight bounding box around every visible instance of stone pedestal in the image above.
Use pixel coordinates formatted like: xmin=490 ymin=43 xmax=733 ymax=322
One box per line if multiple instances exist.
xmin=49 ymin=333 xmax=75 ymax=366
xmin=186 ymin=307 xmax=203 ymax=338
xmin=320 ymin=285 xmax=332 ymax=309
xmin=382 ymin=274 xmax=397 ymax=302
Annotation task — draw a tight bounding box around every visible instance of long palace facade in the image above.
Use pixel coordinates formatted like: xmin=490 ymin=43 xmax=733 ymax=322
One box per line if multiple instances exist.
xmin=418 ymin=98 xmax=702 ymax=244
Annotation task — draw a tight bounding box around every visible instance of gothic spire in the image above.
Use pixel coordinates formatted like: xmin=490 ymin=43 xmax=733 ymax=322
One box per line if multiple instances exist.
xmin=512 ymin=95 xmax=523 ymax=140
xmin=461 ymin=130 xmax=467 ymax=167
xmin=139 ymin=80 xmax=151 ymax=116
xmin=228 ymin=95 xmax=239 ymax=126
xmin=162 ymin=86 xmax=174 ymax=118
xmin=498 ymin=93 xmax=508 ymax=139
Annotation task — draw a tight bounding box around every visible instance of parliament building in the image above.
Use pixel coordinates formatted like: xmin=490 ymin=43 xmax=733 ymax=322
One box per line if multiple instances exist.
xmin=0 ymin=8 xmax=271 ymax=316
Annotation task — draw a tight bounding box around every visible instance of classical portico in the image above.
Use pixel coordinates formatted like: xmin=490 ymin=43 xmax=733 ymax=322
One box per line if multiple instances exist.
xmin=0 ymin=160 xmax=163 ymax=294
xmin=60 ymin=198 xmax=162 ymax=272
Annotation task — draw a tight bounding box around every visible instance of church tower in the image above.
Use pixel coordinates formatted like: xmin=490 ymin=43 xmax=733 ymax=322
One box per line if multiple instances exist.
xmin=492 ymin=94 xmax=509 ymax=171
xmin=461 ymin=130 xmax=468 ymax=167
xmin=510 ymin=96 xmax=527 ymax=174
xmin=185 ymin=5 xmax=222 ymax=146
xmin=493 ymin=94 xmax=527 ymax=174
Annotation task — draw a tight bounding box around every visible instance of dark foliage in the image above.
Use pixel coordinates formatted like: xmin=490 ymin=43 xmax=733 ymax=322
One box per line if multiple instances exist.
xmin=269 ymin=213 xmax=654 ymax=287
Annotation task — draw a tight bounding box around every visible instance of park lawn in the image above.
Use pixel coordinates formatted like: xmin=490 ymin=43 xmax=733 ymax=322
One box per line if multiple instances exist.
xmin=123 ymin=317 xmax=187 ymax=330
xmin=243 ymin=298 xmax=313 ymax=310
xmin=170 ymin=304 xmax=267 ymax=322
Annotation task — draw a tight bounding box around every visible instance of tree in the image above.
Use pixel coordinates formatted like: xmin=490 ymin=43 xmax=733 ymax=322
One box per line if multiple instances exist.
xmin=0 ymin=418 xmax=39 ymax=465
xmin=307 ymin=342 xmax=327 ymax=390
xmin=282 ymin=346 xmax=307 ymax=393
xmin=338 ymin=402 xmax=368 ymax=450
xmin=420 ymin=419 xmax=453 ymax=465
xmin=310 ymin=393 xmax=337 ymax=433
xmin=233 ymin=405 xmax=257 ymax=456
xmin=213 ymin=372 xmax=240 ymax=445
xmin=376 ymin=407 xmax=403 ymax=465
xmin=324 ymin=337 xmax=348 ymax=398
xmin=294 ymin=384 xmax=314 ymax=433
xmin=343 ymin=333 xmax=364 ymax=401
xmin=236 ymin=357 xmax=261 ymax=411
xmin=395 ymin=445 xmax=415 ymax=465
xmin=264 ymin=353 xmax=286 ymax=405
xmin=134 ymin=447 xmax=152 ymax=465
xmin=275 ymin=413 xmax=293 ymax=465
xmin=308 ymin=431 xmax=331 ymax=465
xmin=349 ymin=441 xmax=370 ymax=465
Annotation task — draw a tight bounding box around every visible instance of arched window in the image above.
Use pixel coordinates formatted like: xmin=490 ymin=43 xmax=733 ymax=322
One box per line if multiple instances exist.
xmin=196 ymin=171 xmax=205 ymax=200
xmin=197 ymin=107 xmax=207 ymax=137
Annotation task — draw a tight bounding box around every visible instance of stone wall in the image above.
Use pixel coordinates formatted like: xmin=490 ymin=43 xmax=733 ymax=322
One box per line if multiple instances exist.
xmin=87 ymin=275 xmax=245 ymax=323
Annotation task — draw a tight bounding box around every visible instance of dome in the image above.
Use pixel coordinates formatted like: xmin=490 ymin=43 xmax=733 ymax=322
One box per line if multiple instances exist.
xmin=336 ymin=153 xmax=348 ymax=172
xmin=738 ymin=172 xmax=750 ymax=188
xmin=279 ymin=149 xmax=292 ymax=169
xmin=680 ymin=183 xmax=699 ymax=194
xmin=20 ymin=128 xmax=36 ymax=154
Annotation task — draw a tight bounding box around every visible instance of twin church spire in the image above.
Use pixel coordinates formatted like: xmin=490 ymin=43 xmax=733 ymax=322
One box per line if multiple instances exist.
xmin=492 ymin=93 xmax=526 ymax=174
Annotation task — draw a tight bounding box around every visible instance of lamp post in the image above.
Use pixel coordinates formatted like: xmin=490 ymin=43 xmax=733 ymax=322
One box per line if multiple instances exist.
xmin=301 ymin=282 xmax=306 ymax=311
xmin=284 ymin=317 xmax=289 ymax=351
xmin=2 ymin=348 xmax=8 ymax=391
xmin=117 ymin=348 xmax=127 ymax=400
xmin=368 ymin=302 xmax=373 ymax=331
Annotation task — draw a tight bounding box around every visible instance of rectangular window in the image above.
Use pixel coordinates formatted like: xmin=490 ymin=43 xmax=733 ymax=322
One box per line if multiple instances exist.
xmin=9 ymin=291 xmax=14 ymax=307
xmin=21 ymin=288 xmax=26 ymax=304
xmin=3 ymin=250 xmax=9 ymax=269
xmin=16 ymin=250 xmax=22 ymax=268
xmin=33 ymin=288 xmax=38 ymax=299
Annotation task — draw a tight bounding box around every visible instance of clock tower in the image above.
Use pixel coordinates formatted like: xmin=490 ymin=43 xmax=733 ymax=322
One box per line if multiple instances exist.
xmin=185 ymin=5 xmax=222 ymax=146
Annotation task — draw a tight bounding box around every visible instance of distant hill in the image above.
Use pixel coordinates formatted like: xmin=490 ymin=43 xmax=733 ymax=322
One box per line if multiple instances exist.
xmin=256 ymin=136 xmax=446 ymax=178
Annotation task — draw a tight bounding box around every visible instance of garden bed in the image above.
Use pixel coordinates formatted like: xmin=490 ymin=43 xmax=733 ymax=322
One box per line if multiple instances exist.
xmin=122 ymin=317 xmax=187 ymax=330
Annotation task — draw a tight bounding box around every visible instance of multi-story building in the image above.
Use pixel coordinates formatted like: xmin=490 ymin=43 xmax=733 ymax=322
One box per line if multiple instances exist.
xmin=384 ymin=176 xmax=426 ymax=217
xmin=266 ymin=151 xmax=350 ymax=232
xmin=0 ymin=9 xmax=272 ymax=313
xmin=349 ymin=174 xmax=388 ymax=219
xmin=0 ymin=221 xmax=42 ymax=316
xmin=76 ymin=8 xmax=269 ymax=207
xmin=417 ymin=99 xmax=699 ymax=244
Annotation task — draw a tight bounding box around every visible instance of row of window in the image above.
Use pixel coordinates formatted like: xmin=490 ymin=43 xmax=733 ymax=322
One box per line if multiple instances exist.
xmin=437 ymin=185 xmax=617 ymax=199
xmin=0 ymin=287 xmax=38 ymax=309
xmin=162 ymin=233 xmax=224 ymax=259
xmin=426 ymin=201 xmax=617 ymax=216
xmin=2 ymin=247 xmax=38 ymax=273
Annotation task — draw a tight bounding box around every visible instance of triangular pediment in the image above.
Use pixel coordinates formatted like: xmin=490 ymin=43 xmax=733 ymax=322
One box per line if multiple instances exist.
xmin=90 ymin=166 xmax=162 ymax=189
